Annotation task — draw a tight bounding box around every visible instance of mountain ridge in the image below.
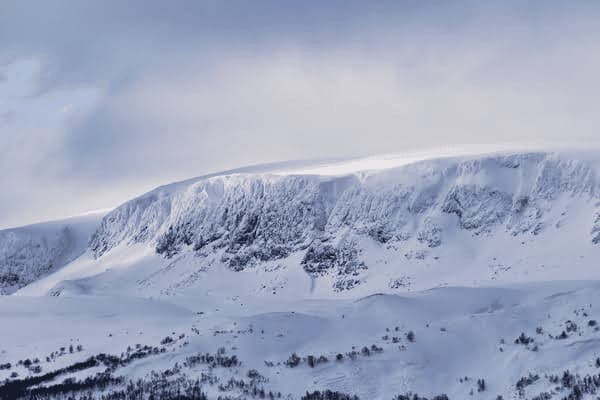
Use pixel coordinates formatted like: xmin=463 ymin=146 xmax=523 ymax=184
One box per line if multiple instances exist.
xmin=5 ymin=148 xmax=600 ymax=298
xmin=0 ymin=212 xmax=106 ymax=294
xmin=5 ymin=149 xmax=600 ymax=400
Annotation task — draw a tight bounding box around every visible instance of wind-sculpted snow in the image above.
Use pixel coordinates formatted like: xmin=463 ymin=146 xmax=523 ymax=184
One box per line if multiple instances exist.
xmin=82 ymin=151 xmax=600 ymax=294
xmin=6 ymin=282 xmax=600 ymax=399
xmin=8 ymin=151 xmax=600 ymax=400
xmin=0 ymin=215 xmax=103 ymax=294
xmin=91 ymin=175 xmax=354 ymax=265
xmin=441 ymin=185 xmax=513 ymax=231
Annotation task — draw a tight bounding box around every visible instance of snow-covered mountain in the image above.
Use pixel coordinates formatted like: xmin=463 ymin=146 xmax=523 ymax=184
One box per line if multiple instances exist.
xmin=0 ymin=212 xmax=105 ymax=294
xmin=14 ymin=149 xmax=600 ymax=298
xmin=4 ymin=150 xmax=600 ymax=400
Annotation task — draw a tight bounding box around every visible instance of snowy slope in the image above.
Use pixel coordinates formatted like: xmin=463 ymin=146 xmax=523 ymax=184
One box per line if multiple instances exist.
xmin=4 ymin=282 xmax=600 ymax=400
xmin=3 ymin=149 xmax=600 ymax=400
xmin=18 ymin=149 xmax=600 ymax=298
xmin=0 ymin=212 xmax=105 ymax=294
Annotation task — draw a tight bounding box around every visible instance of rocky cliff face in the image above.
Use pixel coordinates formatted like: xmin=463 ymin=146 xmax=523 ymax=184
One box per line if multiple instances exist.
xmin=83 ymin=151 xmax=600 ymax=294
xmin=0 ymin=214 xmax=103 ymax=294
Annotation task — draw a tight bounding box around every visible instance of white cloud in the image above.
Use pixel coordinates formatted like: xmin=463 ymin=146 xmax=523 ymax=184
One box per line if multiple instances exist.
xmin=0 ymin=59 xmax=103 ymax=228
xmin=3 ymin=2 xmax=600 ymax=228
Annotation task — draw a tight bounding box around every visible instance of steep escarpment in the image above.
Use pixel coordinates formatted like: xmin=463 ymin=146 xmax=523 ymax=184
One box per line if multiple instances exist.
xmin=0 ymin=214 xmax=104 ymax=294
xmin=82 ymin=151 xmax=600 ymax=294
xmin=90 ymin=175 xmax=356 ymax=266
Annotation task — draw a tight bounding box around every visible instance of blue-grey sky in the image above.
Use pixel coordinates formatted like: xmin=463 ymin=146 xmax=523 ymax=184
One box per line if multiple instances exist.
xmin=2 ymin=1 xmax=600 ymax=228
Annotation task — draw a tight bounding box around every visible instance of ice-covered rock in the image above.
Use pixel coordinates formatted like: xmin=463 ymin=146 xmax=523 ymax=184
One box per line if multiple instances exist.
xmin=7 ymin=150 xmax=600 ymax=297
xmin=0 ymin=213 xmax=104 ymax=294
xmin=80 ymin=151 xmax=600 ymax=293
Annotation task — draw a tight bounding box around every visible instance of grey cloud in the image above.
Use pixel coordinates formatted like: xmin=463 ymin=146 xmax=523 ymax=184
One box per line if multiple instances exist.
xmin=2 ymin=1 xmax=600 ymax=228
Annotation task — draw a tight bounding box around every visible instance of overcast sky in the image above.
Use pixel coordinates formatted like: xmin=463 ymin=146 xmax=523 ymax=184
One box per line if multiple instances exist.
xmin=2 ymin=1 xmax=600 ymax=228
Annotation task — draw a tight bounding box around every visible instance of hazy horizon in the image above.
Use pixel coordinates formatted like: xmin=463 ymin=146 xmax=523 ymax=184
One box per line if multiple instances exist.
xmin=3 ymin=1 xmax=600 ymax=228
